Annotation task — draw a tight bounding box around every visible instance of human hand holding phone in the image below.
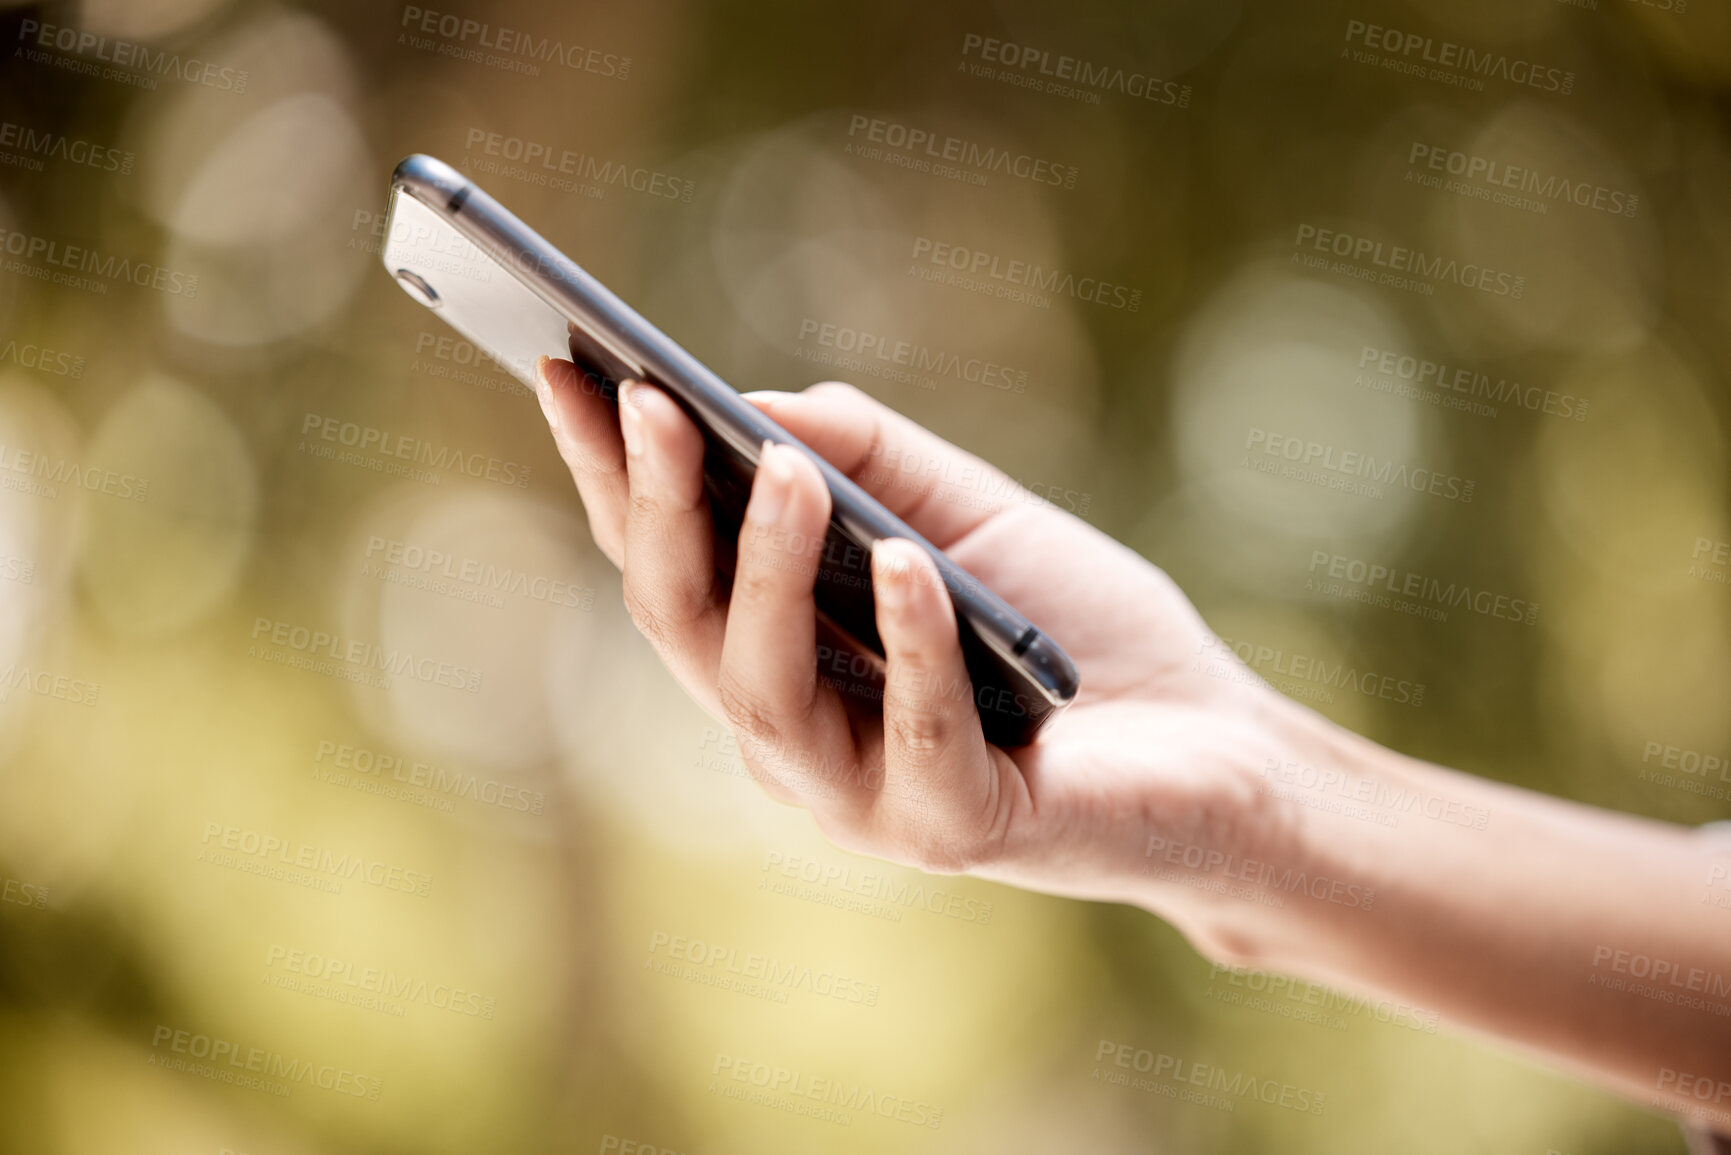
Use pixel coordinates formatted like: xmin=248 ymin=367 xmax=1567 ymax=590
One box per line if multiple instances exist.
xmin=385 ymin=157 xmax=1731 ymax=1129
xmin=535 ymin=361 xmax=1731 ymax=1131
xmin=534 ymin=357 xmax=1290 ymax=914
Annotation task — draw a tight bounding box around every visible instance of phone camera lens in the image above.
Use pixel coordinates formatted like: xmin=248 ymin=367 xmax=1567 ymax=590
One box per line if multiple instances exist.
xmin=393 ymin=269 xmax=440 ymax=308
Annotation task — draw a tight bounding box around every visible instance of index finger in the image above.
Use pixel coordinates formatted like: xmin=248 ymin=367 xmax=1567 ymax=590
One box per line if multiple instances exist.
xmin=536 ymin=355 xmax=629 ymax=565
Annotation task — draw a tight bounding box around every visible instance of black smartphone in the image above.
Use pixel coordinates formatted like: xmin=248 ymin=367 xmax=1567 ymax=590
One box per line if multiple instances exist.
xmin=379 ymin=155 xmax=1078 ymax=747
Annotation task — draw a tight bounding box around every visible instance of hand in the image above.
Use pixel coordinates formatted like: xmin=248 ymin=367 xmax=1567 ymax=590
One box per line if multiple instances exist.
xmin=533 ymin=358 xmax=1316 ymax=957
xmin=532 ymin=360 xmax=1731 ymax=1121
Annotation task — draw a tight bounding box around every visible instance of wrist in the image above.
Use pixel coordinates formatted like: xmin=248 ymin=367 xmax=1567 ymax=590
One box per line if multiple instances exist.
xmin=1145 ymin=691 xmax=1395 ymax=972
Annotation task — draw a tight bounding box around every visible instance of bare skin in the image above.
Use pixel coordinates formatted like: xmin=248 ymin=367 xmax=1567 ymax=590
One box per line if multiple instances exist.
xmin=534 ymin=356 xmax=1731 ymax=1132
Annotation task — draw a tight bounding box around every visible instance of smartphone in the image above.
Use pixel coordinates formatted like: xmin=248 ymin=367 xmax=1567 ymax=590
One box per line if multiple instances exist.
xmin=379 ymin=154 xmax=1078 ymax=747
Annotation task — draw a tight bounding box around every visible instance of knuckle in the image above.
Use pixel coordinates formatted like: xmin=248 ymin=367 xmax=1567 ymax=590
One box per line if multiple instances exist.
xmin=715 ymin=675 xmax=786 ymax=753
xmin=624 ymin=577 xmax=717 ymax=657
xmin=886 ymin=708 xmax=948 ymax=760
xmin=621 ymin=582 xmax=676 ymax=652
xmin=569 ymin=441 xmax=624 ymax=484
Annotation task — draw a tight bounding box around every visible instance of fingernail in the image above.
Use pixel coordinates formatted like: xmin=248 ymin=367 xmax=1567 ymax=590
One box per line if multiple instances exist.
xmin=747 ymin=442 xmax=792 ymax=525
xmin=873 ymin=540 xmax=911 ymax=610
xmin=618 ymin=380 xmax=644 ymax=457
xmin=534 ymin=356 xmax=560 ymax=432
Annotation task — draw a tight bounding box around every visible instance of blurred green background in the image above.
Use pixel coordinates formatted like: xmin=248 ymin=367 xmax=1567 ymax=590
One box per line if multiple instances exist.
xmin=0 ymin=0 xmax=1728 ymax=1151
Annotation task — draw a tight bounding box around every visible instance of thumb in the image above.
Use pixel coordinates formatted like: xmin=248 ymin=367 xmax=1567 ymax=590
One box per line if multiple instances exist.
xmin=744 ymin=381 xmax=1037 ymax=550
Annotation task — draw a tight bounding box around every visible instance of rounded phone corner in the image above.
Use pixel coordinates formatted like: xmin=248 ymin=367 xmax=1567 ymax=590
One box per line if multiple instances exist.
xmin=390 ymin=155 xmax=471 ymax=211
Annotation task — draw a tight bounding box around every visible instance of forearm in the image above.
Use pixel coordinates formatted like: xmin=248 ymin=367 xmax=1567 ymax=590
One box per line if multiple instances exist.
xmin=1206 ymin=701 xmax=1731 ymax=1125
